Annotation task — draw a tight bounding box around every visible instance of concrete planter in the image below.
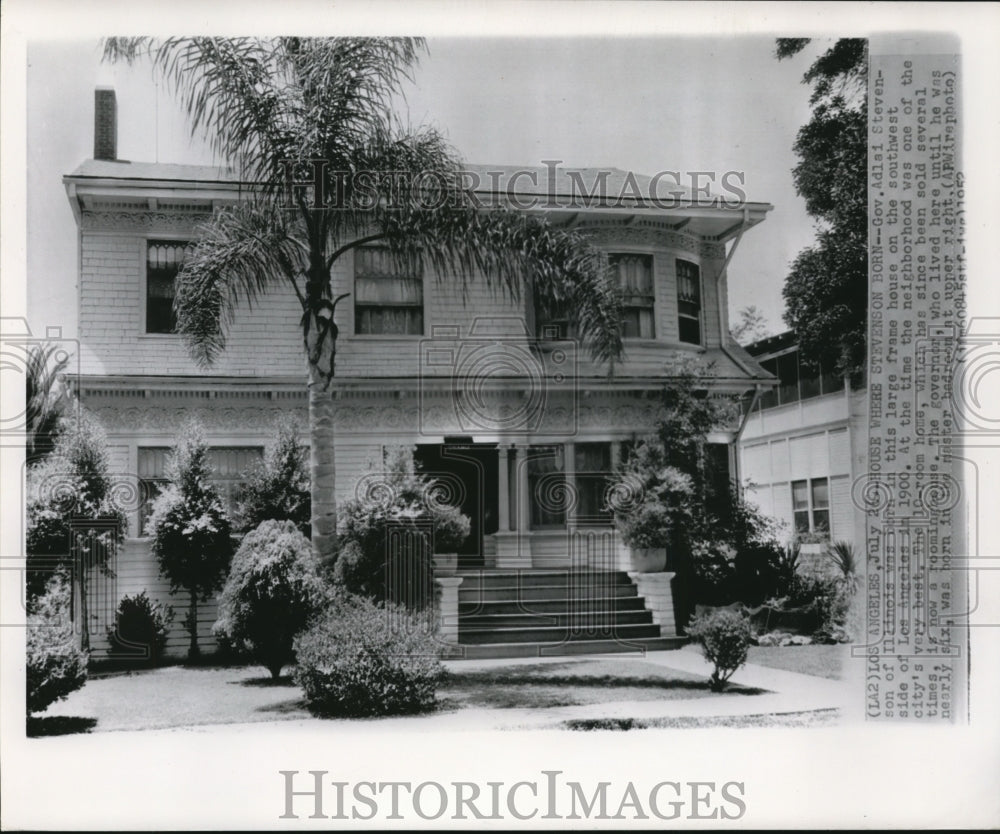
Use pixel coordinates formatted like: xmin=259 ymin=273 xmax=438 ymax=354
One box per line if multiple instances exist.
xmin=629 ymin=547 xmax=667 ymax=573
xmin=433 ymin=552 xmax=458 ymax=576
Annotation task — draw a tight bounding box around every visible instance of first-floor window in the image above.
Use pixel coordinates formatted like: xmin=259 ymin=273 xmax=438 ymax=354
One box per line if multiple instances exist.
xmin=791 ymin=477 xmax=830 ymax=535
xmin=528 ymin=445 xmax=566 ymax=528
xmin=138 ymin=446 xmax=263 ymax=533
xmin=574 ymin=442 xmax=613 ymax=523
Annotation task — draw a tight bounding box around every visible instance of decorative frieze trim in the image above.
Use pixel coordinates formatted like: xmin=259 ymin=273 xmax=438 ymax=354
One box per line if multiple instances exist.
xmin=81 ymin=210 xmax=212 ymax=233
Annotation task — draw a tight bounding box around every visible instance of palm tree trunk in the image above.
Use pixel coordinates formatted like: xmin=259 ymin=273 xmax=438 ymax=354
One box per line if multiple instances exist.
xmin=308 ymin=363 xmax=338 ymax=569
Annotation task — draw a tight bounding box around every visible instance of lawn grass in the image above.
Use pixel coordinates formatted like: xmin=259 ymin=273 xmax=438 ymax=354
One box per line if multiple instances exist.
xmin=746 ymin=644 xmax=846 ymax=680
xmin=439 ymin=659 xmax=766 ymax=711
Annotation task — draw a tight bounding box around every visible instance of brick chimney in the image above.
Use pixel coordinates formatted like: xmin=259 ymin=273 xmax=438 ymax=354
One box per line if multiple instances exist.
xmin=94 ymin=87 xmax=117 ymax=161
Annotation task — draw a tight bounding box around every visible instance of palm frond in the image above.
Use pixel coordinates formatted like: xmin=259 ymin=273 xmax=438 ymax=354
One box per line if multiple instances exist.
xmin=174 ymin=201 xmax=305 ymax=366
xmin=24 ymin=344 xmax=71 ymax=459
xmin=827 ymin=540 xmax=858 ymax=578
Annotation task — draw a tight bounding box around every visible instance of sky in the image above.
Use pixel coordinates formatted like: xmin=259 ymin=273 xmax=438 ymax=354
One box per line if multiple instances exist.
xmin=25 ymin=36 xmax=822 ymax=341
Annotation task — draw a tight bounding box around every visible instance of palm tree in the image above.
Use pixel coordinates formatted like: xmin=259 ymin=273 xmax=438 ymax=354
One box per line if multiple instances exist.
xmin=103 ymin=38 xmax=624 ymax=566
xmin=25 ymin=343 xmax=71 ymax=463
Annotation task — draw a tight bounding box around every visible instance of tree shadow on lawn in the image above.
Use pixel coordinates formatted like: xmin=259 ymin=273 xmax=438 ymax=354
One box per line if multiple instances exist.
xmin=255 ymin=698 xmax=311 ymax=716
xmin=445 ymin=668 xmax=766 ymax=696
xmin=27 ymin=716 xmax=98 ymax=737
xmin=235 ymin=675 xmax=297 ymax=688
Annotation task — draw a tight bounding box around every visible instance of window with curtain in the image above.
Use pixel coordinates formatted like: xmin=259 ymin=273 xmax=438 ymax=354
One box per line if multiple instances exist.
xmin=146 ymin=241 xmax=191 ymax=334
xmin=610 ymin=253 xmax=655 ymax=339
xmin=528 ymin=446 xmax=566 ymax=528
xmin=675 ymin=258 xmax=702 ymax=345
xmin=574 ymin=442 xmax=613 ymax=523
xmin=354 ymin=246 xmax=424 ymax=335
xmin=137 ymin=446 xmax=263 ymax=533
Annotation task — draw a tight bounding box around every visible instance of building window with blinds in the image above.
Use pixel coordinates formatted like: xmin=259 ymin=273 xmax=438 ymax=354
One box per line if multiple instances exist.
xmin=610 ymin=254 xmax=655 ymax=339
xmin=675 ymin=258 xmax=702 ymax=345
xmin=146 ymin=241 xmax=191 ymax=334
xmin=791 ymin=477 xmax=830 ymax=536
xmin=354 ymin=246 xmax=424 ymax=335
xmin=138 ymin=446 xmax=263 ymax=533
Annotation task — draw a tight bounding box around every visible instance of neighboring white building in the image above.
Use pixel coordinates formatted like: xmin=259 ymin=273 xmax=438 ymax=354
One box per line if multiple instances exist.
xmin=739 ymin=331 xmax=868 ymax=572
xmin=61 ymin=89 xmax=776 ymax=656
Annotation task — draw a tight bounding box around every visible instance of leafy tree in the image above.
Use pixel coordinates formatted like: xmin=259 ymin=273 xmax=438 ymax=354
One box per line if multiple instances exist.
xmin=729 ymin=305 xmax=770 ymax=346
xmin=145 ymin=420 xmax=233 ymax=660
xmin=777 ymin=38 xmax=868 ymax=381
xmin=25 ymin=412 xmax=128 ymax=647
xmin=103 ymin=38 xmax=624 ymax=568
xmin=235 ymin=416 xmax=310 ymax=536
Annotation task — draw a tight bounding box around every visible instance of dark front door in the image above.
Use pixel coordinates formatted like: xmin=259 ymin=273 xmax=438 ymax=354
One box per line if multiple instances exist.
xmin=415 ymin=442 xmax=499 ymax=568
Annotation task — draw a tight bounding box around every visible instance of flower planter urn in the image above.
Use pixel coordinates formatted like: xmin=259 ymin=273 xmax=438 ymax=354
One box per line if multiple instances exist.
xmin=629 ymin=547 xmax=667 ymax=573
xmin=433 ymin=552 xmax=458 ymax=576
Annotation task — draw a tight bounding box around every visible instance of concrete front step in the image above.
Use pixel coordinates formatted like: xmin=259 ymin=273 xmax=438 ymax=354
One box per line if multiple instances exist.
xmin=460 ymin=584 xmax=638 ymax=603
xmin=459 ymin=622 xmax=662 ymax=645
xmin=460 ymin=609 xmax=655 ymax=629
xmin=456 ymin=569 xmax=634 ymax=590
xmin=445 ymin=635 xmax=687 ymax=659
xmin=459 ymin=595 xmax=650 ymax=616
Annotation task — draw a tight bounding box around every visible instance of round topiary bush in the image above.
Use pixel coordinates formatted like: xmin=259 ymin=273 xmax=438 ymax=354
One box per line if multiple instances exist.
xmin=686 ymin=608 xmax=752 ymax=692
xmin=106 ymin=591 xmax=174 ymax=667
xmin=214 ymin=520 xmax=330 ymax=679
xmin=293 ymin=593 xmax=444 ymax=717
xmin=26 ymin=572 xmax=88 ymax=715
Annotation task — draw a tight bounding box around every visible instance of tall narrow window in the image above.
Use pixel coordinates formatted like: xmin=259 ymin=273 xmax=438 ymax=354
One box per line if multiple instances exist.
xmin=610 ymin=253 xmax=655 ymax=338
xmin=146 ymin=241 xmax=190 ymax=334
xmin=675 ymin=258 xmax=702 ymax=345
xmin=354 ymin=247 xmax=424 ymax=335
xmin=575 ymin=442 xmax=613 ymax=523
xmin=528 ymin=446 xmax=566 ymax=528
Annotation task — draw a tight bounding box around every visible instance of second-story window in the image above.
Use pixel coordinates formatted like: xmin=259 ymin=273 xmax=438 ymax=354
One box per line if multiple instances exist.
xmin=354 ymin=246 xmax=424 ymax=335
xmin=610 ymin=253 xmax=655 ymax=339
xmin=675 ymin=258 xmax=702 ymax=345
xmin=146 ymin=241 xmax=190 ymax=334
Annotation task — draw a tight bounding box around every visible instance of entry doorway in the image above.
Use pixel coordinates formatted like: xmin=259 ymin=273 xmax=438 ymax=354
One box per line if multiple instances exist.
xmin=415 ymin=442 xmax=499 ymax=569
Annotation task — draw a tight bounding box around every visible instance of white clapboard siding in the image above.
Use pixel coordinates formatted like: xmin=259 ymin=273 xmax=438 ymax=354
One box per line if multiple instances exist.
xmin=829 ymin=474 xmax=852 ymax=543
xmin=86 ymin=539 xmax=222 ymax=659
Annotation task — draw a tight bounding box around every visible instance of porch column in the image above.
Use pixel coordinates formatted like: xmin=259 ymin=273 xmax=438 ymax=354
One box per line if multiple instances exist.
xmin=563 ymin=442 xmax=575 ymax=525
xmin=516 ymin=444 xmax=531 ymax=533
xmin=497 ymin=445 xmax=510 ymax=532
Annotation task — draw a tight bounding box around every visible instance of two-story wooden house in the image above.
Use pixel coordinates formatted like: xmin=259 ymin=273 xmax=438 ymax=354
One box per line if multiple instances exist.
xmin=64 ymin=89 xmax=775 ymax=657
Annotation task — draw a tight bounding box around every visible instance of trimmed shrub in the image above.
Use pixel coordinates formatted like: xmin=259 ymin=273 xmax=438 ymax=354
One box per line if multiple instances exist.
xmin=335 ymin=446 xmax=469 ymax=608
xmin=106 ymin=592 xmax=174 ymax=666
xmin=26 ymin=572 xmax=88 ymax=715
xmin=293 ymin=594 xmax=444 ymax=717
xmin=686 ymin=608 xmax=751 ymax=692
xmin=214 ymin=520 xmax=329 ymax=678
xmin=235 ymin=417 xmax=310 ymax=537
